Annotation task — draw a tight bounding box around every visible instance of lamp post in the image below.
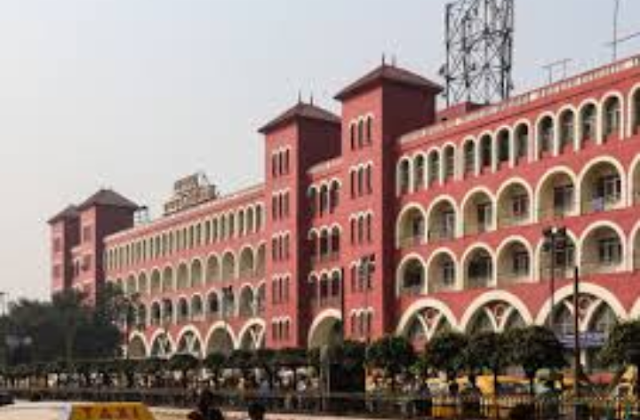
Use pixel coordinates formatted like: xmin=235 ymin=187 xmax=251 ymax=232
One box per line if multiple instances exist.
xmin=543 ymin=226 xmax=568 ymax=333
xmin=222 ymin=286 xmax=234 ymax=353
xmin=120 ymin=293 xmax=140 ymax=360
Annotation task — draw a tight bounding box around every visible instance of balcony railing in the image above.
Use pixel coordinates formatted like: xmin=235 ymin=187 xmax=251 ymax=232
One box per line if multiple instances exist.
xmin=399 ymin=284 xmax=424 ymax=297
xmin=427 ymin=227 xmax=455 ymax=242
xmin=398 ymin=235 xmax=424 ymax=249
xmin=583 ymin=193 xmax=621 ymax=213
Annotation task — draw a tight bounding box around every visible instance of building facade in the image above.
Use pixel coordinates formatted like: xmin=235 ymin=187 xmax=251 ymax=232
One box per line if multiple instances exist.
xmin=49 ymin=55 xmax=640 ymax=368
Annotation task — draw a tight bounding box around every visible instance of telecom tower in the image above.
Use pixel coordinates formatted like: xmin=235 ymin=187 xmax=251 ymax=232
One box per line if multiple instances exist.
xmin=442 ymin=0 xmax=515 ymax=106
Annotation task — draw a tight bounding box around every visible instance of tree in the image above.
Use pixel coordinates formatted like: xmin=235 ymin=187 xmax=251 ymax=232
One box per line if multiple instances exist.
xmin=203 ymin=352 xmax=227 ymax=388
xmin=599 ymin=319 xmax=640 ymax=367
xmin=506 ymin=326 xmax=567 ymax=397
xmin=599 ymin=319 xmax=640 ymax=395
xmin=466 ymin=331 xmax=510 ymax=395
xmin=424 ymin=331 xmax=468 ymax=386
xmin=366 ymin=336 xmax=416 ymax=391
xmin=168 ymin=354 xmax=200 ymax=388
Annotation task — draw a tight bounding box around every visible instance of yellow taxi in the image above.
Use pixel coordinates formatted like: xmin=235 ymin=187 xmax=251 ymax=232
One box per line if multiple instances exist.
xmin=0 ymin=402 xmax=155 ymax=420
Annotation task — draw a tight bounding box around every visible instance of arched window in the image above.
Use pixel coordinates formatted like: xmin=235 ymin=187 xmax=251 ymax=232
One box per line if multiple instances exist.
xmin=580 ymin=103 xmax=597 ymax=146
xmin=603 ymin=96 xmax=621 ymax=140
xmin=559 ymin=110 xmax=575 ymax=153
xmin=633 ymin=89 xmax=640 ymax=135
xmin=538 ymin=116 xmax=554 ymax=157
xmin=366 ymin=116 xmax=373 ymax=144
xmin=443 ymin=146 xmax=455 ymax=181
xmin=514 ymin=124 xmax=529 ymax=163
xmin=479 ymin=135 xmax=492 ymax=172
xmin=350 ymin=123 xmax=356 ymax=150
xmin=414 ymin=155 xmax=425 ymax=191
xmin=357 ymin=120 xmax=365 ymax=146
xmin=466 ymin=249 xmax=493 ymax=289
xmin=497 ymin=130 xmax=510 ymax=167
xmin=399 ymin=258 xmax=425 ymax=296
xmin=428 ymin=151 xmax=440 ymax=186
xmin=463 ymin=141 xmax=476 ymax=176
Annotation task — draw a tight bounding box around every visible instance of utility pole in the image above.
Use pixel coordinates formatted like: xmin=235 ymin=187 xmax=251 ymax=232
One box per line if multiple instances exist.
xmin=573 ymin=266 xmax=582 ymax=417
xmin=543 ymin=226 xmax=567 ymax=333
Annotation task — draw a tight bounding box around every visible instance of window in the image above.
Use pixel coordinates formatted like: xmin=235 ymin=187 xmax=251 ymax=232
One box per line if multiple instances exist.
xmin=441 ymin=210 xmax=455 ymax=239
xmin=554 ymin=243 xmax=575 ymax=269
xmin=538 ymin=117 xmax=554 ymax=155
xmin=553 ymin=185 xmax=574 ymax=214
xmin=512 ymin=251 xmax=530 ymax=275
xmin=595 ymin=174 xmax=621 ymax=205
xmin=444 ymin=148 xmax=455 ymax=180
xmin=476 ymin=202 xmax=492 ymax=233
xmin=469 ymin=255 xmax=492 ymax=280
xmin=480 ymin=136 xmax=492 ymax=169
xmin=515 ymin=126 xmax=529 ymax=161
xmin=598 ymin=237 xmax=622 ymax=265
xmin=603 ymin=98 xmax=620 ymax=138
xmin=464 ymin=142 xmax=475 ymax=175
xmin=559 ymin=111 xmax=575 ymax=151
xmin=512 ymin=194 xmax=529 ymax=219
xmin=442 ymin=260 xmax=455 ymax=285
xmin=581 ymin=105 xmax=597 ymax=141
xmin=366 ymin=117 xmax=373 ymax=144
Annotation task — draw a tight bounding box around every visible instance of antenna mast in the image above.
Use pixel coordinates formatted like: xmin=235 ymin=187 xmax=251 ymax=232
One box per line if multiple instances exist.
xmin=442 ymin=0 xmax=515 ymax=106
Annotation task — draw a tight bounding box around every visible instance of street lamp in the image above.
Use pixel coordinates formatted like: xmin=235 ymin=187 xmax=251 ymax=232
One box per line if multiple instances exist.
xmin=542 ymin=226 xmax=568 ymax=333
xmin=120 ymin=293 xmax=141 ymax=360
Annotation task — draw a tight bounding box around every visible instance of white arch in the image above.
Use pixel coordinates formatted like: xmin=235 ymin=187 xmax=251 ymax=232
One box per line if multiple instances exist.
xmin=395 ymin=202 xmax=428 ymax=247
xmin=577 ymin=220 xmax=628 ymax=270
xmin=237 ymin=318 xmax=267 ymax=349
xmin=176 ymin=325 xmax=204 ymax=350
xmin=495 ymin=234 xmax=534 ymax=284
xmin=460 ymin=290 xmax=534 ymax=332
xmin=128 ymin=331 xmax=149 ymax=358
xmin=149 ymin=328 xmax=175 ymax=354
xmin=628 ymin=219 xmax=640 ymax=272
xmin=576 ymin=155 xmax=626 ymax=210
xmin=534 ymin=111 xmax=557 ymax=159
xmin=533 ymin=165 xmax=578 ymax=222
xmin=307 ymin=308 xmax=342 ymax=347
xmin=204 ymin=321 xmax=238 ymax=351
xmin=535 ymin=282 xmax=627 ymax=326
xmin=395 ymin=298 xmax=458 ymax=335
xmin=425 ymin=247 xmax=458 ymax=293
xmin=461 ymin=242 xmax=496 ymax=288
xmin=600 ymin=90 xmax=625 ymax=142
xmin=627 ymin=83 xmax=640 ymax=137
xmin=396 ymin=252 xmax=428 ymax=295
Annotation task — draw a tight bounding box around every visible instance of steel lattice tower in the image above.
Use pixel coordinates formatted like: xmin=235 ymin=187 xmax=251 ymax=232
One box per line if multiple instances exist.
xmin=443 ymin=0 xmax=515 ymax=106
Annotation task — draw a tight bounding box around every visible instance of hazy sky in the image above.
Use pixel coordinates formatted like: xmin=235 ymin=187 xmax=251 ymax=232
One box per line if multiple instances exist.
xmin=1 ymin=0 xmax=639 ymax=301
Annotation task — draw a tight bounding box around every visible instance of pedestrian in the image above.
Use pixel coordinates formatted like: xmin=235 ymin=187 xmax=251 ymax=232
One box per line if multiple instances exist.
xmin=187 ymin=389 xmax=225 ymax=420
xmin=246 ymin=402 xmax=266 ymax=420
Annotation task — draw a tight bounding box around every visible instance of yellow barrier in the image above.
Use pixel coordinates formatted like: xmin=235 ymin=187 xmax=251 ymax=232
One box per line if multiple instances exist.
xmin=70 ymin=403 xmax=154 ymax=420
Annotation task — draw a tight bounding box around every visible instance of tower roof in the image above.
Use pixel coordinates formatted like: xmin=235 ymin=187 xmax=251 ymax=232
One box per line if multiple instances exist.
xmin=77 ymin=188 xmax=138 ymax=211
xmin=335 ymin=63 xmax=443 ymax=101
xmin=258 ymin=102 xmax=340 ymax=134
xmin=47 ymin=205 xmax=79 ymax=225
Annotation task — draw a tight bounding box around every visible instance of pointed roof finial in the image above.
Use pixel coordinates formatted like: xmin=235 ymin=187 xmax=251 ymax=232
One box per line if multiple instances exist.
xmin=297 ymin=90 xmax=303 ymax=104
xmin=382 ymin=53 xmax=386 ymax=66
xmin=309 ymin=92 xmax=314 ymax=106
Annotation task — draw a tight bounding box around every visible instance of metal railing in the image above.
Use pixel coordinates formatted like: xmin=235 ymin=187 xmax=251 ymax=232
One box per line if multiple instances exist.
xmin=5 ymin=387 xmax=640 ymax=420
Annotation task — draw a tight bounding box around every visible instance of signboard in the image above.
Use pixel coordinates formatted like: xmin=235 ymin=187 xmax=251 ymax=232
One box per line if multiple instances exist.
xmin=70 ymin=403 xmax=154 ymax=420
xmin=164 ymin=172 xmax=218 ymax=215
xmin=558 ymin=331 xmax=606 ymax=349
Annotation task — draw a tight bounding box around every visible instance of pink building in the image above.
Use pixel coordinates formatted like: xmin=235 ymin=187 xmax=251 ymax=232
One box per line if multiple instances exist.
xmin=49 ymin=55 xmax=640 ymax=370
